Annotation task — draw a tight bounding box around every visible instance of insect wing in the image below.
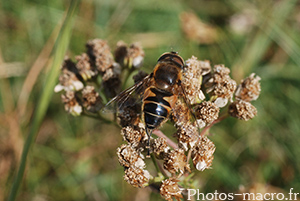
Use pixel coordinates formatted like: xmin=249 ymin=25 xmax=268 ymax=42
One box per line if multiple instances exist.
xmin=102 ymin=74 xmax=152 ymax=113
xmin=176 ymin=84 xmax=202 ymax=134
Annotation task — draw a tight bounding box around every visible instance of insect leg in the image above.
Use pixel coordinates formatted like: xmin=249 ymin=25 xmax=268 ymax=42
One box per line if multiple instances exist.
xmin=145 ymin=127 xmax=152 ymax=158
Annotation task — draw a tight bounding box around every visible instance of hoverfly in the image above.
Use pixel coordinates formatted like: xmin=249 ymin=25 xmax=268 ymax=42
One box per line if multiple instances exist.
xmin=103 ymin=52 xmax=198 ymax=156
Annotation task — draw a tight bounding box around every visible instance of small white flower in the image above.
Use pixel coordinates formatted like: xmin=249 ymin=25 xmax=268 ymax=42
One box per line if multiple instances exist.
xmin=214 ymin=97 xmax=228 ymax=108
xmin=70 ymin=104 xmax=83 ymax=116
xmin=195 ymin=160 xmax=210 ymax=171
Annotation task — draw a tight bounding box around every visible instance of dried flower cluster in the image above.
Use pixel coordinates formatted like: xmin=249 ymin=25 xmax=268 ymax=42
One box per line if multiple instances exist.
xmin=54 ymin=39 xmax=144 ymax=116
xmin=55 ymin=38 xmax=261 ymax=200
xmin=180 ymin=12 xmax=219 ymax=44
xmin=228 ymin=73 xmax=261 ymax=121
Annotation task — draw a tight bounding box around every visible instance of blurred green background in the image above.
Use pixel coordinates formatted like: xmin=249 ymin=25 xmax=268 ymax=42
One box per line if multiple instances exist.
xmin=1 ymin=0 xmax=300 ymax=200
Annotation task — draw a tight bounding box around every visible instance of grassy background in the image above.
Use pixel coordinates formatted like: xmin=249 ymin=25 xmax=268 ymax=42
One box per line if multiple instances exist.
xmin=1 ymin=0 xmax=300 ymax=200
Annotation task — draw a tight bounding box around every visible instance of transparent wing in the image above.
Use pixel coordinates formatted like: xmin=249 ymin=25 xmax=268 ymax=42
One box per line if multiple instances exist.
xmin=175 ymin=84 xmax=202 ymax=133
xmin=102 ymin=74 xmax=152 ymax=113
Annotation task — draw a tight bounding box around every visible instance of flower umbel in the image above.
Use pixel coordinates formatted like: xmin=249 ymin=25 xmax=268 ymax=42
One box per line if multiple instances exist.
xmin=55 ymin=38 xmax=262 ymax=200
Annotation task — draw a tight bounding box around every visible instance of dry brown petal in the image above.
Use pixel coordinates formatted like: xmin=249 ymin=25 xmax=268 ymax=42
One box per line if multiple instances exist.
xmin=192 ymin=136 xmax=215 ymax=171
xmin=228 ymin=100 xmax=257 ymax=121
xmin=124 ymin=166 xmax=151 ymax=188
xmin=235 ymin=73 xmax=261 ymax=102
xmin=163 ymin=149 xmax=190 ymax=174
xmin=160 ymin=178 xmax=183 ymax=201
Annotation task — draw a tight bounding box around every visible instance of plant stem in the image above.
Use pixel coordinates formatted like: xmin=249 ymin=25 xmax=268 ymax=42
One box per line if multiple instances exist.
xmin=200 ymin=113 xmax=229 ymax=136
xmin=152 ymin=129 xmax=178 ymax=149
xmin=7 ymin=1 xmax=80 ymax=201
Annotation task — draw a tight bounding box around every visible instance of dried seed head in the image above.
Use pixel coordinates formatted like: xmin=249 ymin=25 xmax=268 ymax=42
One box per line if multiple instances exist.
xmin=206 ymin=65 xmax=237 ymax=107
xmin=235 ymin=73 xmax=261 ymax=102
xmin=163 ymin=149 xmax=190 ymax=174
xmin=182 ymin=56 xmax=208 ymax=104
xmin=86 ymin=39 xmax=114 ymax=73
xmin=54 ymin=59 xmax=84 ymax=92
xmin=174 ymin=122 xmax=199 ymax=151
xmin=160 ymin=178 xmax=183 ymax=201
xmin=102 ymin=63 xmax=122 ymax=98
xmin=121 ymin=124 xmax=147 ymax=148
xmin=124 ymin=166 xmax=151 ymax=188
xmin=192 ymin=136 xmax=215 ymax=171
xmin=180 ymin=12 xmax=218 ymax=44
xmin=117 ymin=144 xmax=145 ymax=168
xmin=75 ymin=53 xmax=97 ymax=80
xmin=213 ymin=65 xmax=237 ymax=100
xmin=228 ymin=100 xmax=257 ymax=121
xmin=82 ymin=86 xmax=102 ymax=113
xmin=151 ymin=137 xmax=170 ymax=159
xmin=114 ymin=41 xmax=144 ymax=69
xmin=61 ymin=91 xmax=82 ymax=116
xmin=194 ymin=101 xmax=219 ymax=125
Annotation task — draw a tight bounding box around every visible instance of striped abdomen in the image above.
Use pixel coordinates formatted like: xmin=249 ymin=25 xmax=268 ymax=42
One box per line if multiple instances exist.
xmin=142 ymin=87 xmax=176 ymax=131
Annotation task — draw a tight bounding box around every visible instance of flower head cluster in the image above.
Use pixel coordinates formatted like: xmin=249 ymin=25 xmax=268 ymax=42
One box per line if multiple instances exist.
xmin=182 ymin=56 xmax=208 ymax=104
xmin=115 ymin=41 xmax=144 ymax=69
xmin=205 ymin=64 xmax=237 ymax=107
xmin=192 ymin=136 xmax=215 ymax=171
xmin=229 ymin=73 xmax=261 ymax=121
xmin=160 ymin=178 xmax=183 ymax=201
xmin=56 ymin=39 xmax=262 ymax=201
xmin=55 ymin=39 xmax=145 ymax=116
xmin=194 ymin=101 xmax=219 ymax=127
xmin=117 ymin=144 xmax=151 ymax=188
xmin=54 ymin=58 xmax=84 ymax=92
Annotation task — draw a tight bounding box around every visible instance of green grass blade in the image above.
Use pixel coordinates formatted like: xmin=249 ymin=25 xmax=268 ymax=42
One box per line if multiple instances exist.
xmin=229 ymin=0 xmax=298 ymax=76
xmin=7 ymin=1 xmax=80 ymax=201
